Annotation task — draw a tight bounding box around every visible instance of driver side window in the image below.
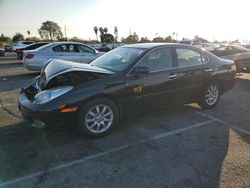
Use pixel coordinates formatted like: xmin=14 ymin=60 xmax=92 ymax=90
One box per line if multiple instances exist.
xmin=137 ymin=47 xmax=173 ymax=72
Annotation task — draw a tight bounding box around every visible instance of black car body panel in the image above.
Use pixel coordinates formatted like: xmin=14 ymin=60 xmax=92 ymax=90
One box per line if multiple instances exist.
xmin=18 ymin=43 xmax=236 ymax=129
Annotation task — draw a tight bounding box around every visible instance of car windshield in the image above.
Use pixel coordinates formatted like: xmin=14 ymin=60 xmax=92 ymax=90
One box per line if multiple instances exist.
xmin=90 ymin=47 xmax=145 ymax=72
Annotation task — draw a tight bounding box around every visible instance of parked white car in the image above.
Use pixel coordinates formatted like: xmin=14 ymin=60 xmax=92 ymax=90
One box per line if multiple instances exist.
xmin=201 ymin=43 xmax=220 ymax=51
xmin=23 ymin=42 xmax=105 ymax=71
xmin=179 ymin=40 xmax=203 ymax=48
xmin=12 ymin=41 xmax=34 ymax=51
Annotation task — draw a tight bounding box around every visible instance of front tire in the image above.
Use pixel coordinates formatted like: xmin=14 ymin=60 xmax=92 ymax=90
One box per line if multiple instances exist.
xmin=198 ymin=83 xmax=220 ymax=109
xmin=77 ymin=98 xmax=119 ymax=137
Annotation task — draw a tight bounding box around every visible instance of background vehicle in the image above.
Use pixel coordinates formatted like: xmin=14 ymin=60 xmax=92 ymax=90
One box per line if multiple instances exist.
xmin=0 ymin=48 xmax=5 ymax=56
xmin=16 ymin=42 xmax=49 ymax=59
xmin=179 ymin=39 xmax=203 ymax=48
xmin=12 ymin=41 xmax=34 ymax=51
xmin=201 ymin=43 xmax=220 ymax=51
xmin=23 ymin=42 xmax=104 ymax=71
xmin=209 ymin=45 xmax=250 ymax=72
xmin=18 ymin=43 xmax=236 ymax=137
xmin=4 ymin=44 xmax=13 ymax=52
xmin=97 ymin=43 xmax=112 ymax=52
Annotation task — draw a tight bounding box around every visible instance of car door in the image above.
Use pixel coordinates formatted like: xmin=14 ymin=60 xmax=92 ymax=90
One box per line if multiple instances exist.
xmin=121 ymin=47 xmax=180 ymax=114
xmin=173 ymin=47 xmax=212 ymax=102
xmin=76 ymin=44 xmax=99 ymax=63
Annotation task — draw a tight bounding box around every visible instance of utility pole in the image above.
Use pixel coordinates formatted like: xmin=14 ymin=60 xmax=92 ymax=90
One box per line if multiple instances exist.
xmin=64 ymin=25 xmax=67 ymax=39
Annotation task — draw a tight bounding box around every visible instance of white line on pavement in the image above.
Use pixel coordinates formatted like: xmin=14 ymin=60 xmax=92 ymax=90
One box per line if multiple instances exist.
xmin=0 ymin=119 xmax=215 ymax=187
xmin=195 ymin=111 xmax=250 ymax=135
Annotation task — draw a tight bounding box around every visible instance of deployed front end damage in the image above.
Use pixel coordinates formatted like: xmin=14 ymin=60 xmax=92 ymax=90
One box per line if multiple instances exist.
xmin=18 ymin=59 xmax=114 ymax=129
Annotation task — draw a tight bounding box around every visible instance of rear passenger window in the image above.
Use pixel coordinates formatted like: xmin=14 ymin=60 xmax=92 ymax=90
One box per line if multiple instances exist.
xmin=53 ymin=44 xmax=78 ymax=52
xmin=137 ymin=47 xmax=173 ymax=72
xmin=53 ymin=45 xmax=68 ymax=52
xmin=176 ymin=48 xmax=206 ymax=67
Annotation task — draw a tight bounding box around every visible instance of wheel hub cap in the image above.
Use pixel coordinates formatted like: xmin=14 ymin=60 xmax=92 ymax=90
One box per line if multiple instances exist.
xmin=85 ymin=104 xmax=114 ymax=133
xmin=205 ymin=85 xmax=219 ymax=106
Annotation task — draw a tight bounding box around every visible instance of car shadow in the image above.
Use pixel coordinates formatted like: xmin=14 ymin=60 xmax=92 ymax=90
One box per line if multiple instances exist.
xmin=1 ymin=75 xmax=250 ymax=187
xmin=0 ymin=105 xmax=230 ymax=187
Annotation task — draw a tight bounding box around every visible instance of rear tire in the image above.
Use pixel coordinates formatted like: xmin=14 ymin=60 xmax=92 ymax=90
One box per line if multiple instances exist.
xmin=198 ymin=83 xmax=220 ymax=109
xmin=77 ymin=98 xmax=119 ymax=137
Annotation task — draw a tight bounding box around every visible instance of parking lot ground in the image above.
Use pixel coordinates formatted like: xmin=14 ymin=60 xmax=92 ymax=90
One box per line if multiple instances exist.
xmin=0 ymin=54 xmax=250 ymax=188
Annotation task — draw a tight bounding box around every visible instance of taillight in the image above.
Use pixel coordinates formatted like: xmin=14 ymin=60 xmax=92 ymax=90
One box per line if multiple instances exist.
xmin=25 ymin=54 xmax=34 ymax=59
xmin=16 ymin=49 xmax=22 ymax=52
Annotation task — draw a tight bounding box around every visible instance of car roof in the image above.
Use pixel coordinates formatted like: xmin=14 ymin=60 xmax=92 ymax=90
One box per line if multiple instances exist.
xmin=50 ymin=41 xmax=88 ymax=45
xmin=122 ymin=43 xmax=198 ymax=49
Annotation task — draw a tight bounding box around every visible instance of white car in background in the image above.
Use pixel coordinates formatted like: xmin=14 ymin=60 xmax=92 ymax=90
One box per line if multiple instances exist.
xmin=201 ymin=43 xmax=220 ymax=51
xmin=179 ymin=40 xmax=203 ymax=48
xmin=23 ymin=42 xmax=105 ymax=71
xmin=12 ymin=41 xmax=34 ymax=51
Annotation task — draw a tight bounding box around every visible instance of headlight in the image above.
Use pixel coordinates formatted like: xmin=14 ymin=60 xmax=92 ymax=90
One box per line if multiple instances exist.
xmin=34 ymin=86 xmax=73 ymax=104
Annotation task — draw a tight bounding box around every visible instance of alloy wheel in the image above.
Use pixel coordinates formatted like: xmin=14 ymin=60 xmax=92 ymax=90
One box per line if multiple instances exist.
xmin=85 ymin=104 xmax=114 ymax=133
xmin=205 ymin=85 xmax=219 ymax=106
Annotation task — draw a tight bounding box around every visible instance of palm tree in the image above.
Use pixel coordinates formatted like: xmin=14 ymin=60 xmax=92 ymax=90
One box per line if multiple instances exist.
xmin=114 ymin=26 xmax=118 ymax=42
xmin=99 ymin=27 xmax=104 ymax=36
xmin=99 ymin=27 xmax=104 ymax=43
xmin=94 ymin=26 xmax=98 ymax=41
xmin=27 ymin=30 xmax=31 ymax=39
xmin=104 ymin=27 xmax=108 ymax=34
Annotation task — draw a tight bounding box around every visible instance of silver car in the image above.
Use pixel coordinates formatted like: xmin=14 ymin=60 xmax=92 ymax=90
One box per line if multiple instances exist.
xmin=23 ymin=42 xmax=104 ymax=71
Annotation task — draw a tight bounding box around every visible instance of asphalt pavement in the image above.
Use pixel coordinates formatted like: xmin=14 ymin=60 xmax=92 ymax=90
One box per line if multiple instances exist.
xmin=0 ymin=54 xmax=250 ymax=188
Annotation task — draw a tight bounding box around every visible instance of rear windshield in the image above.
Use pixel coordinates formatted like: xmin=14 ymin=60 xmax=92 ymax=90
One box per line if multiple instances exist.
xmin=23 ymin=42 xmax=33 ymax=45
xmin=26 ymin=43 xmax=48 ymax=50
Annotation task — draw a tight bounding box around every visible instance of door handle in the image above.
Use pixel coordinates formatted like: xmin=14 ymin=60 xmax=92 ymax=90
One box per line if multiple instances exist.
xmin=168 ymin=74 xmax=178 ymax=79
xmin=205 ymin=68 xmax=213 ymax=72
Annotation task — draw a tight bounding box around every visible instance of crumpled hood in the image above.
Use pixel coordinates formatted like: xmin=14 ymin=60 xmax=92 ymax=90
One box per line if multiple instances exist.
xmin=38 ymin=59 xmax=114 ymax=90
xmin=43 ymin=59 xmax=114 ymax=81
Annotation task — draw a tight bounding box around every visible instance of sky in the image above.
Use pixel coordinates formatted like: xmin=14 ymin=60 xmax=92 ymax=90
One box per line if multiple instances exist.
xmin=0 ymin=0 xmax=250 ymax=42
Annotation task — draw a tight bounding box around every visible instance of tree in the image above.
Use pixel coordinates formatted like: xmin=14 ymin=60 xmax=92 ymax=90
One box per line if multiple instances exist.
xmin=38 ymin=21 xmax=63 ymax=41
xmin=194 ymin=35 xmax=209 ymax=43
xmin=27 ymin=30 xmax=31 ymax=37
xmin=94 ymin=26 xmax=98 ymax=41
xmin=99 ymin=27 xmax=104 ymax=36
xmin=164 ymin=36 xmax=173 ymax=43
xmin=104 ymin=27 xmax=108 ymax=34
xmin=100 ymin=33 xmax=114 ymax=43
xmin=0 ymin=34 xmax=11 ymax=43
xmin=140 ymin=37 xmax=151 ymax=43
xmin=26 ymin=36 xmax=40 ymax=42
xmin=12 ymin=33 xmax=24 ymax=42
xmin=153 ymin=37 xmax=164 ymax=42
xmin=126 ymin=32 xmax=139 ymax=44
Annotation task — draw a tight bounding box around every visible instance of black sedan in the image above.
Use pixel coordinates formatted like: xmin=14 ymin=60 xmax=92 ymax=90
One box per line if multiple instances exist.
xmin=18 ymin=43 xmax=236 ymax=137
xmin=16 ymin=42 xmax=49 ymax=59
xmin=209 ymin=45 xmax=250 ymax=72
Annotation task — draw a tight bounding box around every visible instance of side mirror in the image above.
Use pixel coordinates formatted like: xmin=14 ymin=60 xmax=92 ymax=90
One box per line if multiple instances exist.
xmin=132 ymin=66 xmax=149 ymax=75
